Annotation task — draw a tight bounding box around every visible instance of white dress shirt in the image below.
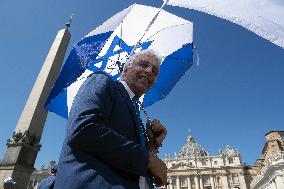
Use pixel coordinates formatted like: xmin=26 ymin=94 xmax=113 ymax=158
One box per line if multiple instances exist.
xmin=119 ymin=80 xmax=150 ymax=189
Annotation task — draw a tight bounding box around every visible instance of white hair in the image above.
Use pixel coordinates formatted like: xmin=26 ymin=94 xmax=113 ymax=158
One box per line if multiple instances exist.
xmin=122 ymin=49 xmax=163 ymax=72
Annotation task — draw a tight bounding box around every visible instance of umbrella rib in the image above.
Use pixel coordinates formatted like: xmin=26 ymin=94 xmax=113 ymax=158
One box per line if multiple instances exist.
xmin=165 ymin=55 xmax=192 ymax=62
xmin=143 ymin=23 xmax=192 ymax=42
xmin=130 ymin=3 xmax=167 ymax=55
xmin=117 ymin=22 xmax=123 ymax=63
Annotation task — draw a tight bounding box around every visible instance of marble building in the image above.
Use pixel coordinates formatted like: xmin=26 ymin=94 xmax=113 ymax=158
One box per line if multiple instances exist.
xmin=161 ymin=132 xmax=249 ymax=189
xmin=250 ymin=131 xmax=284 ymax=189
xmin=27 ymin=167 xmax=51 ymax=189
xmin=26 ymin=161 xmax=56 ymax=189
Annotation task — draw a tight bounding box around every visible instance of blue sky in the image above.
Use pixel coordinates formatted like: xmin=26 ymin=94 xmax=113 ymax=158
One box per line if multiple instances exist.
xmin=0 ymin=0 xmax=283 ymax=168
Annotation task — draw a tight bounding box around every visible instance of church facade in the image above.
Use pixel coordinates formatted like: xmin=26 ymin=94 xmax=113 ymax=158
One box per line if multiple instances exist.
xmin=161 ymin=133 xmax=251 ymax=189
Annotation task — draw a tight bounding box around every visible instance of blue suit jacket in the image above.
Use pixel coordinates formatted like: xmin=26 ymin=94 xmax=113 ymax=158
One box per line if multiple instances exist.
xmin=54 ymin=72 xmax=149 ymax=189
xmin=38 ymin=176 xmax=55 ymax=189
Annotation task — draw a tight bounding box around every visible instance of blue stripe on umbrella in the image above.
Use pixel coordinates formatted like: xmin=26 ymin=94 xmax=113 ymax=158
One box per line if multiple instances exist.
xmin=143 ymin=43 xmax=193 ymax=107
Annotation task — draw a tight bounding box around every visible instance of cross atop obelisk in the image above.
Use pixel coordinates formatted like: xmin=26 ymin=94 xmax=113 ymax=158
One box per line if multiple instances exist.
xmin=0 ymin=18 xmax=72 ymax=189
xmin=65 ymin=14 xmax=74 ymax=29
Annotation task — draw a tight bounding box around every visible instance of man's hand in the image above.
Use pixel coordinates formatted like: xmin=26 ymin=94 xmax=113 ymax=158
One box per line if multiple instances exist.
xmin=148 ymin=152 xmax=167 ymax=187
xmin=146 ymin=119 xmax=167 ymax=150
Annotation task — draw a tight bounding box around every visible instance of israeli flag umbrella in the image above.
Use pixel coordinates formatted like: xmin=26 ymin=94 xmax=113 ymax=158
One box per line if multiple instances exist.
xmin=45 ymin=4 xmax=194 ymax=118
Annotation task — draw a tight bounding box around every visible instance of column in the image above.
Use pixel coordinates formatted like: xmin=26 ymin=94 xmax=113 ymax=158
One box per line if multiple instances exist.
xmin=200 ymin=175 xmax=204 ymax=189
xmin=210 ymin=175 xmax=215 ymax=189
xmin=166 ymin=184 xmax=170 ymax=189
xmin=169 ymin=177 xmax=173 ymax=189
xmin=209 ymin=157 xmax=213 ymax=168
xmin=275 ymin=176 xmax=284 ymax=189
xmin=238 ymin=172 xmax=247 ymax=189
xmin=272 ymin=179 xmax=277 ymax=189
xmin=176 ymin=176 xmax=181 ymax=189
xmin=222 ymin=156 xmax=226 ymax=166
xmin=195 ymin=176 xmax=200 ymax=189
xmin=221 ymin=174 xmax=229 ymax=189
xmin=187 ymin=176 xmax=191 ymax=189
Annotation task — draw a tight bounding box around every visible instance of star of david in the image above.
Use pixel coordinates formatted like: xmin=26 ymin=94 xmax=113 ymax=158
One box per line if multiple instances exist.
xmin=88 ymin=35 xmax=153 ymax=79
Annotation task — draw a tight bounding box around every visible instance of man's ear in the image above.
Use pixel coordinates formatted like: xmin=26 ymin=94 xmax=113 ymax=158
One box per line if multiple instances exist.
xmin=123 ymin=68 xmax=128 ymax=75
xmin=121 ymin=69 xmax=127 ymax=80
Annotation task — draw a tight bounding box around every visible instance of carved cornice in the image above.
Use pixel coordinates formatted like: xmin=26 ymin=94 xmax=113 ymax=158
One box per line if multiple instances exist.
xmin=7 ymin=130 xmax=41 ymax=149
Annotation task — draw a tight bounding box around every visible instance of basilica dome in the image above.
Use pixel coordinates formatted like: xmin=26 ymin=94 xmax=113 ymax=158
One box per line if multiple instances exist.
xmin=178 ymin=132 xmax=209 ymax=157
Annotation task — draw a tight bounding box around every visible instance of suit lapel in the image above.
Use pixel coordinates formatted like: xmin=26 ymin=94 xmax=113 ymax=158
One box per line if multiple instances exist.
xmin=114 ymin=81 xmax=138 ymax=125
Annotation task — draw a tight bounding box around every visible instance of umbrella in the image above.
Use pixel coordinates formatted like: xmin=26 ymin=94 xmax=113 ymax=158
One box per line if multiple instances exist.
xmin=165 ymin=0 xmax=284 ymax=49
xmin=45 ymin=4 xmax=194 ymax=118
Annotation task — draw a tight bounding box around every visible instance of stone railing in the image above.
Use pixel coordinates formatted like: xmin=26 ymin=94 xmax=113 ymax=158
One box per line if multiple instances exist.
xmin=250 ymin=151 xmax=284 ymax=188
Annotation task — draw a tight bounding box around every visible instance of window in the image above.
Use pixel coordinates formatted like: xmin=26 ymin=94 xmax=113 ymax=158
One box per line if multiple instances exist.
xmin=228 ymin=157 xmax=234 ymax=164
xmin=232 ymin=174 xmax=239 ymax=184
xmin=214 ymin=161 xmax=218 ymax=165
xmin=203 ymin=175 xmax=210 ymax=186
xmin=201 ymin=160 xmax=207 ymax=166
xmin=180 ymin=177 xmax=187 ymax=187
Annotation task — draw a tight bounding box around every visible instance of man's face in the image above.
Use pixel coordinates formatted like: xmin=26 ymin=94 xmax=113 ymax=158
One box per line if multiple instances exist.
xmin=123 ymin=54 xmax=160 ymax=97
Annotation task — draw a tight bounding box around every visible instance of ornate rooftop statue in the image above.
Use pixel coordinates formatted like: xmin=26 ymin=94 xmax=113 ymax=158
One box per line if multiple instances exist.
xmin=219 ymin=145 xmax=240 ymax=157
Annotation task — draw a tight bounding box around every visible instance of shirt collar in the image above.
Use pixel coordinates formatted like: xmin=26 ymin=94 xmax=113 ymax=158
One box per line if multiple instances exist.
xmin=120 ymin=80 xmax=135 ymax=99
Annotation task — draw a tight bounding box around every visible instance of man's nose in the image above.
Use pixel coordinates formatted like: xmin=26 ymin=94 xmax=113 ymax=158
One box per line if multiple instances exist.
xmin=144 ymin=66 xmax=154 ymax=75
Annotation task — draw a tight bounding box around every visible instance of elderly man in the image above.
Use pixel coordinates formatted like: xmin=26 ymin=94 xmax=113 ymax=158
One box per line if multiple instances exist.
xmin=54 ymin=49 xmax=167 ymax=189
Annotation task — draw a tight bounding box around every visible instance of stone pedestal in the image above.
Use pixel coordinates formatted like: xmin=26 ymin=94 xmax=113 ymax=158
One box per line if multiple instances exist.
xmin=3 ymin=144 xmax=39 ymax=168
xmin=0 ymin=164 xmax=34 ymax=189
xmin=0 ymin=27 xmax=71 ymax=189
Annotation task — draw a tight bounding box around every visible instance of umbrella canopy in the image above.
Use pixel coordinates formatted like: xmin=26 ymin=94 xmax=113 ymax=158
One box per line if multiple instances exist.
xmin=45 ymin=4 xmax=193 ymax=118
xmin=165 ymin=0 xmax=284 ymax=49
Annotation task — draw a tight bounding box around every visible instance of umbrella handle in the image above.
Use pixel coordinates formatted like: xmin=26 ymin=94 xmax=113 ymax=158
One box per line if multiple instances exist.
xmin=137 ymin=101 xmax=163 ymax=150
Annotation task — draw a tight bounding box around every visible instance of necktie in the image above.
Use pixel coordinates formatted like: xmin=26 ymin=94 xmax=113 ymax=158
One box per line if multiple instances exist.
xmin=132 ymin=97 xmax=147 ymax=147
xmin=131 ymin=97 xmax=154 ymax=189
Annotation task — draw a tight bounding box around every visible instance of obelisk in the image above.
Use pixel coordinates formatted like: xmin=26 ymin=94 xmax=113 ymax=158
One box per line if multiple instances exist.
xmin=0 ymin=20 xmax=71 ymax=189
